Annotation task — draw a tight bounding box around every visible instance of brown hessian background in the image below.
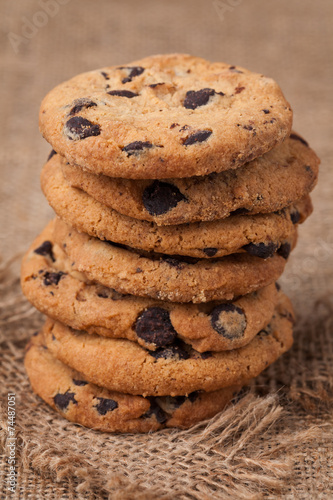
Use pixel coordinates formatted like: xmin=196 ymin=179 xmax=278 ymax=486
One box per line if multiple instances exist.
xmin=0 ymin=0 xmax=332 ymax=498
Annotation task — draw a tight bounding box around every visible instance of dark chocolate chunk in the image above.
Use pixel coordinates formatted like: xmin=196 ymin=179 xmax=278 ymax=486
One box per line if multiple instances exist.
xmin=277 ymin=242 xmax=291 ymax=260
xmin=161 ymin=256 xmax=185 ymax=270
xmin=47 ymin=149 xmax=57 ymax=161
xmin=229 ymin=66 xmax=243 ymax=74
xmin=183 ymin=130 xmax=212 ymax=146
xmin=69 ymin=98 xmax=97 ymax=116
xmin=210 ymin=304 xmax=247 ymax=340
xmin=141 ymin=398 xmax=167 ymax=424
xmin=54 ymin=391 xmax=77 ymax=411
xmin=142 ymin=180 xmax=187 ymax=216
xmin=33 ymin=331 xmax=39 ymax=336
xmin=135 ymin=307 xmax=177 ymax=347
xmin=235 ymin=86 xmax=245 ymax=94
xmin=290 ymin=210 xmax=300 ymax=225
xmin=290 ymin=133 xmax=309 ymax=147
xmin=149 ymin=82 xmax=165 ymax=88
xmin=202 ymin=247 xmax=218 ymax=257
xmin=101 ymin=71 xmax=109 ymax=80
xmin=65 ymin=117 xmax=100 ymax=140
xmin=122 ymin=141 xmax=153 ymax=156
xmin=262 ymin=109 xmax=270 ymax=114
xmin=43 ymin=271 xmax=65 ymax=286
xmin=72 ymin=379 xmax=88 ymax=386
xmin=107 ymin=90 xmax=138 ymax=98
xmin=243 ymin=242 xmax=278 ymax=259
xmin=119 ymin=66 xmax=145 ymax=83
xmin=183 ymin=88 xmax=224 ymax=110
xmin=149 ymin=341 xmax=190 ymax=361
xmin=243 ymin=124 xmax=253 ymax=130
xmin=94 ymin=397 xmax=118 ymax=415
xmin=34 ymin=240 xmax=55 ymax=262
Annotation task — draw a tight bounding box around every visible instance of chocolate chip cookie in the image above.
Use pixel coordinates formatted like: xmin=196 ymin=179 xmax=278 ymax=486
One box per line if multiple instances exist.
xmin=52 ymin=218 xmax=292 ymax=303
xmin=42 ymin=291 xmax=294 ymax=396
xmin=25 ymin=333 xmax=241 ymax=432
xmin=21 ymin=222 xmax=279 ymax=352
xmin=39 ymin=54 xmax=292 ymax=179
xmin=60 ymin=133 xmax=319 ymax=225
xmin=41 ymin=155 xmax=309 ymax=259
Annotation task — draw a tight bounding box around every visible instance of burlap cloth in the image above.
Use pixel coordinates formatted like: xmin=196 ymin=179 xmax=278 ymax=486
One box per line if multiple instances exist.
xmin=1 ymin=0 xmax=332 ymax=498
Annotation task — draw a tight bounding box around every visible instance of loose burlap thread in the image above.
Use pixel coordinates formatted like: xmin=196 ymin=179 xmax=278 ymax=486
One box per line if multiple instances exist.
xmin=1 ymin=0 xmax=333 ymax=497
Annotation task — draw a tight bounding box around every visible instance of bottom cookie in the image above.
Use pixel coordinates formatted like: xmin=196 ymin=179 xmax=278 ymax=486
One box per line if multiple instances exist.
xmin=25 ymin=333 xmax=241 ymax=433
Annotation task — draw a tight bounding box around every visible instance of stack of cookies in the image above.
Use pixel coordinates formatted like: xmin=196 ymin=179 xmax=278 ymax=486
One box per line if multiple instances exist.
xmin=22 ymin=54 xmax=319 ymax=433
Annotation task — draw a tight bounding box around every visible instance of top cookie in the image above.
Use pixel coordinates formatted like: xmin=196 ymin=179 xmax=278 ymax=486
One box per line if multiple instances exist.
xmin=39 ymin=54 xmax=293 ymax=179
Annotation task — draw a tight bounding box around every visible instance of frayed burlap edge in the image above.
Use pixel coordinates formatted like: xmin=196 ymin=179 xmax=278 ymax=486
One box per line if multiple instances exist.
xmin=0 ymin=257 xmax=332 ymax=500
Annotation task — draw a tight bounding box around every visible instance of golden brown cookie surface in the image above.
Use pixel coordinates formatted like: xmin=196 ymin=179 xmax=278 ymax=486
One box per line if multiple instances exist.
xmin=39 ymin=54 xmax=292 ymax=179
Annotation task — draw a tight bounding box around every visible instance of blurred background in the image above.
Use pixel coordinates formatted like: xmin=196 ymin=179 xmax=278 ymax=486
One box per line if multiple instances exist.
xmin=0 ymin=0 xmax=332 ymax=309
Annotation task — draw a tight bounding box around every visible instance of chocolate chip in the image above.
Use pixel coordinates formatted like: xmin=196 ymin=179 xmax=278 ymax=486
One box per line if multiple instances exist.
xmin=47 ymin=149 xmax=57 ymax=161
xmin=43 ymin=271 xmax=65 ymax=286
xmin=94 ymin=397 xmax=118 ymax=415
xmin=32 ymin=331 xmax=39 ymax=336
xmin=141 ymin=398 xmax=167 ymax=424
xmin=161 ymin=257 xmax=185 ymax=270
xmin=290 ymin=210 xmax=300 ymax=225
xmin=202 ymin=248 xmax=218 ymax=257
xmin=277 ymin=242 xmax=291 ymax=260
xmin=122 ymin=141 xmax=153 ymax=156
xmin=258 ymin=325 xmax=272 ymax=337
xmin=101 ymin=71 xmax=109 ymax=80
xmin=235 ymin=86 xmax=245 ymax=94
xmin=107 ymin=90 xmax=138 ymax=98
xmin=142 ymin=181 xmax=187 ymax=216
xmin=170 ymin=123 xmax=179 ymax=129
xmin=210 ymin=304 xmax=247 ymax=340
xmin=183 ymin=130 xmax=212 ymax=146
xmin=275 ymin=282 xmax=281 ymax=291
xmin=149 ymin=82 xmax=165 ymax=88
xmin=69 ymin=98 xmax=97 ymax=116
xmin=290 ymin=133 xmax=309 ymax=147
xmin=135 ymin=307 xmax=177 ymax=347
xmin=34 ymin=241 xmax=55 ymax=262
xmin=72 ymin=379 xmax=88 ymax=386
xmin=262 ymin=109 xmax=270 ymax=114
xmin=183 ymin=88 xmax=224 ymax=110
xmin=229 ymin=66 xmax=243 ymax=73
xmin=243 ymin=242 xmax=278 ymax=259
xmin=243 ymin=125 xmax=253 ymax=130
xmin=54 ymin=391 xmax=77 ymax=411
xmin=119 ymin=66 xmax=145 ymax=83
xmin=65 ymin=117 xmax=100 ymax=140
xmin=149 ymin=341 xmax=190 ymax=361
